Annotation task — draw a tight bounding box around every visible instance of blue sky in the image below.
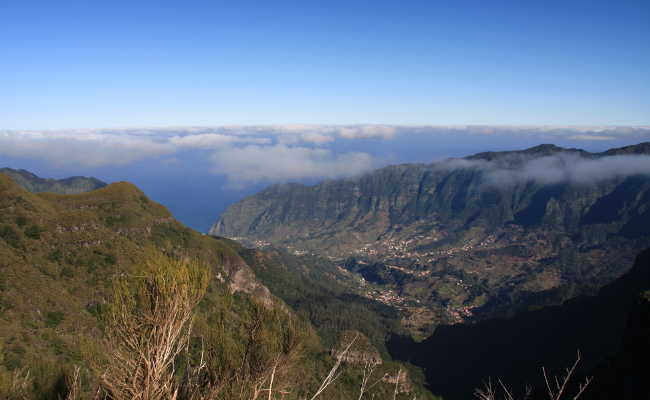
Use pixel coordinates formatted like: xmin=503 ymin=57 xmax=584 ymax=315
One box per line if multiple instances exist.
xmin=2 ymin=0 xmax=649 ymax=128
xmin=1 ymin=1 xmax=650 ymax=231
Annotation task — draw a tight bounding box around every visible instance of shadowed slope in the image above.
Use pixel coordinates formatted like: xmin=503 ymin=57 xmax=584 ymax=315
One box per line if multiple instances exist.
xmin=387 ymin=249 xmax=650 ymax=400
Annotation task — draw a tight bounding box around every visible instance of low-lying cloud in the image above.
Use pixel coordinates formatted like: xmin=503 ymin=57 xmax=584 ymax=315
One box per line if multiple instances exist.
xmin=436 ymin=153 xmax=650 ymax=187
xmin=567 ymin=134 xmax=616 ymax=141
xmin=0 ymin=125 xmax=404 ymax=167
xmin=211 ymin=145 xmax=374 ymax=185
xmin=169 ymin=133 xmax=271 ymax=148
xmin=338 ymin=125 xmax=396 ymax=140
xmin=1 ymin=126 xmax=649 ymax=188
xmin=0 ymin=131 xmax=173 ymax=167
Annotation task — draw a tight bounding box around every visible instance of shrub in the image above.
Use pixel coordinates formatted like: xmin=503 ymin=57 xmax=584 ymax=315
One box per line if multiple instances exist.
xmin=44 ymin=311 xmax=65 ymax=328
xmin=0 ymin=225 xmax=21 ymax=248
xmin=48 ymin=249 xmax=63 ymax=263
xmin=97 ymin=251 xmax=209 ymax=400
xmin=3 ymin=345 xmax=25 ymax=371
xmin=24 ymin=225 xmax=42 ymax=240
xmin=60 ymin=267 xmax=74 ymax=279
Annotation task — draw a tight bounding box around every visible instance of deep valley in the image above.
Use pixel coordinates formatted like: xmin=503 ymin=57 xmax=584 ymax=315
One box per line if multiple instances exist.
xmin=212 ymin=143 xmax=650 ymax=337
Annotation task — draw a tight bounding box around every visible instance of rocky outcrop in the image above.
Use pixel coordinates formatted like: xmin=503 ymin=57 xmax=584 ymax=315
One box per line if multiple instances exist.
xmin=220 ymin=253 xmax=275 ymax=309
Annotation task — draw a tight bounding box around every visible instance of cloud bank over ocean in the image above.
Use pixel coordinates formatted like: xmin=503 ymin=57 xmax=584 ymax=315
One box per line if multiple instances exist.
xmin=211 ymin=145 xmax=373 ymax=187
xmin=1 ymin=125 xmax=649 ymax=184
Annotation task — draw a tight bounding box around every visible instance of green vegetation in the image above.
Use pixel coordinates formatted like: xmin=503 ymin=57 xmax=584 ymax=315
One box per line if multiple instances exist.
xmin=24 ymin=225 xmax=43 ymax=240
xmin=0 ymin=168 xmax=107 ymax=195
xmin=237 ymin=247 xmax=403 ymax=354
xmin=0 ymin=172 xmax=436 ymax=400
xmin=44 ymin=312 xmax=65 ymax=328
xmin=0 ymin=225 xmax=21 ymax=248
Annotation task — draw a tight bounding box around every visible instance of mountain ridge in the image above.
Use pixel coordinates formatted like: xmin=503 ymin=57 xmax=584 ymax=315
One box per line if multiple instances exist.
xmin=211 ymin=142 xmax=650 ymax=334
xmin=0 ymin=167 xmax=107 ymax=194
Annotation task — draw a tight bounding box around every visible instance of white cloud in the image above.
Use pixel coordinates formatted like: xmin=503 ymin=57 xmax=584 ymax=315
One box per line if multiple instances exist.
xmin=402 ymin=125 xmax=650 ymax=140
xmin=170 ymin=133 xmax=236 ymax=148
xmin=300 ymin=132 xmax=334 ymax=144
xmin=463 ymin=125 xmax=650 ymax=138
xmin=338 ymin=125 xmax=396 ymax=140
xmin=0 ymin=131 xmax=173 ymax=167
xmin=0 ymin=129 xmax=277 ymax=167
xmin=0 ymin=125 xmax=648 ymax=171
xmin=256 ymin=124 xmax=397 ymax=144
xmin=567 ymin=134 xmax=616 ymax=141
xmin=210 ymin=144 xmax=374 ymax=184
xmin=169 ymin=133 xmax=271 ymax=148
xmin=435 ymin=153 xmax=650 ymax=186
xmin=500 ymin=154 xmax=650 ymax=185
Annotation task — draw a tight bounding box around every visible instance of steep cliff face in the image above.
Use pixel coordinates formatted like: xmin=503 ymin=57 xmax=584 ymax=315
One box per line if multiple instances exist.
xmin=0 ymin=168 xmax=107 ymax=194
xmin=211 ymin=143 xmax=650 ymax=333
xmin=212 ymin=143 xmax=650 ymax=256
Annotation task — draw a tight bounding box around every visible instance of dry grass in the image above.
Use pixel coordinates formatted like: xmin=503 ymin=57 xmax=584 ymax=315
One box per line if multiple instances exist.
xmin=65 ymin=367 xmax=81 ymax=400
xmin=7 ymin=368 xmax=32 ymax=400
xmin=96 ymin=252 xmax=209 ymax=400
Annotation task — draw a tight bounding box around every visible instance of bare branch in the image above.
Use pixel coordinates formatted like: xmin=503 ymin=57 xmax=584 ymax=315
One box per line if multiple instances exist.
xmin=392 ymin=367 xmax=402 ymax=400
xmin=64 ymin=366 xmax=81 ymax=400
xmin=309 ymin=333 xmax=358 ymax=400
xmin=474 ymin=378 xmax=496 ymax=400
xmin=476 ymin=351 xmax=593 ymax=400
xmin=544 ymin=351 xmax=591 ymax=400
xmin=357 ymin=360 xmax=379 ymax=400
xmin=8 ymin=368 xmax=32 ymax=400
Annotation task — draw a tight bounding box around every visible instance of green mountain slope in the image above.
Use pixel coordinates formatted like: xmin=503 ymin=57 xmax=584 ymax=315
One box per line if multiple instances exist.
xmin=0 ymin=173 xmax=434 ymax=400
xmin=0 ymin=168 xmax=107 ymax=194
xmin=211 ymin=142 xmax=650 ymax=336
xmin=231 ymin=244 xmax=404 ymax=353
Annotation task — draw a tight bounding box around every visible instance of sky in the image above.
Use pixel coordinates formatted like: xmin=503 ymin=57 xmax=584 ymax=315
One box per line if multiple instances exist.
xmin=1 ymin=1 xmax=650 ymax=231
xmin=2 ymin=0 xmax=649 ymax=128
